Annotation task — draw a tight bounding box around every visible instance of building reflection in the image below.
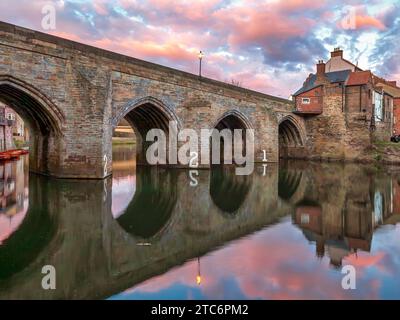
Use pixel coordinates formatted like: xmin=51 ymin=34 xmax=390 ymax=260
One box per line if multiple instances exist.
xmin=289 ymin=163 xmax=400 ymax=268
xmin=0 ymin=158 xmax=28 ymax=245
xmin=0 ymin=159 xmax=56 ymax=281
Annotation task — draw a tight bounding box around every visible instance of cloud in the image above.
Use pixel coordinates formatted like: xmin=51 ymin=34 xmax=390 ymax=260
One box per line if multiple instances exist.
xmin=116 ymin=219 xmax=400 ymax=300
xmin=0 ymin=0 xmax=399 ymax=97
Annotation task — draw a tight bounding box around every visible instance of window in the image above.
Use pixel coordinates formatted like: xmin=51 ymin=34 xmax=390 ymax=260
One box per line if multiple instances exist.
xmin=301 ymin=98 xmax=311 ymax=104
xmin=374 ymin=91 xmax=383 ymax=122
xmin=6 ymin=113 xmax=15 ymax=121
xmin=301 ymin=213 xmax=310 ymax=224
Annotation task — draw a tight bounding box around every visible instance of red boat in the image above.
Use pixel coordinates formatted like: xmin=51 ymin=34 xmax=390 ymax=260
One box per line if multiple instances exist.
xmin=0 ymin=149 xmax=29 ymax=161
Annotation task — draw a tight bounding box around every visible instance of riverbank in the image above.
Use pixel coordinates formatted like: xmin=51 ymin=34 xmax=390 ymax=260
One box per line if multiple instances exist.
xmin=371 ymin=141 xmax=400 ymax=164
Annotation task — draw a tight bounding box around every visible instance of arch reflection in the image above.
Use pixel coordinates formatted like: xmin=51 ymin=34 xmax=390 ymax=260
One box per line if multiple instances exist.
xmin=278 ymin=168 xmax=302 ymax=201
xmin=0 ymin=162 xmax=56 ymax=280
xmin=116 ymin=168 xmax=178 ymax=240
xmin=210 ymin=166 xmax=252 ymax=215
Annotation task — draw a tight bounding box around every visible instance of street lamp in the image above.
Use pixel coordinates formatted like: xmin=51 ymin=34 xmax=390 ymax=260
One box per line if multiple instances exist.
xmin=198 ymin=51 xmax=204 ymax=77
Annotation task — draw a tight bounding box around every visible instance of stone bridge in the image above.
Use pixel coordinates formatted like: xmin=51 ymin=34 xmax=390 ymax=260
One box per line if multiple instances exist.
xmin=0 ymin=21 xmax=306 ymax=178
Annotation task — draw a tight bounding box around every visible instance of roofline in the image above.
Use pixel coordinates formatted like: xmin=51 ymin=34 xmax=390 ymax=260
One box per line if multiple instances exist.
xmin=0 ymin=20 xmax=291 ymax=104
xmin=293 ymin=84 xmax=323 ymax=97
xmin=330 ymin=55 xmax=363 ymax=71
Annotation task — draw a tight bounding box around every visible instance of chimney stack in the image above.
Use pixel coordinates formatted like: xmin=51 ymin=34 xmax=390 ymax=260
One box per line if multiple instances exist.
xmin=331 ymin=47 xmax=343 ymax=58
xmin=317 ymin=60 xmax=326 ymax=77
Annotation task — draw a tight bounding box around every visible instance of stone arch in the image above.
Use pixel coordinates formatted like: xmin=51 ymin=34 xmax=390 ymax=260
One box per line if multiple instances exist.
xmin=212 ymin=109 xmax=253 ymax=131
xmin=278 ymin=115 xmax=305 ymax=159
xmin=112 ymin=97 xmax=181 ymax=165
xmin=211 ymin=109 xmax=253 ymax=165
xmin=0 ymin=75 xmax=64 ymax=175
xmin=112 ymin=96 xmax=181 ymax=130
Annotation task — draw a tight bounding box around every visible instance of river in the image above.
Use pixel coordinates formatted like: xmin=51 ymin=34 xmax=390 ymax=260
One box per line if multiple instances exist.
xmin=0 ymin=145 xmax=399 ymax=299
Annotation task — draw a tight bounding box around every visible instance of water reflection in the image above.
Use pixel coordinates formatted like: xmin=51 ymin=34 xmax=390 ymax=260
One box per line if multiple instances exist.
xmin=210 ymin=166 xmax=252 ymax=215
xmin=0 ymin=158 xmax=56 ymax=281
xmin=0 ymin=147 xmax=399 ymax=299
xmin=0 ymin=158 xmax=29 ymax=245
xmin=116 ymin=168 xmax=177 ymax=240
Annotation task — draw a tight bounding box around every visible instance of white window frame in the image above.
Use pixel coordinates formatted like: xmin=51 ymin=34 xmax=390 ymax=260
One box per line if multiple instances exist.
xmin=300 ymin=213 xmax=310 ymax=224
xmin=374 ymin=91 xmax=383 ymax=122
xmin=6 ymin=113 xmax=15 ymax=121
xmin=301 ymin=98 xmax=311 ymax=105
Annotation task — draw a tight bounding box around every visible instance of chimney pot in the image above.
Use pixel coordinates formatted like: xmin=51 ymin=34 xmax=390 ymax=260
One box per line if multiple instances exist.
xmin=331 ymin=47 xmax=343 ymax=58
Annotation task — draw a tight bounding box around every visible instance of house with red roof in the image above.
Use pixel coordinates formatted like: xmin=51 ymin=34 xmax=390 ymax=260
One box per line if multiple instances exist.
xmin=293 ymin=48 xmax=396 ymax=160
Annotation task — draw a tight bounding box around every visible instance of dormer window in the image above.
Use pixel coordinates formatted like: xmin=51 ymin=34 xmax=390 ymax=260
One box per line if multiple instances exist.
xmin=301 ymin=98 xmax=311 ymax=104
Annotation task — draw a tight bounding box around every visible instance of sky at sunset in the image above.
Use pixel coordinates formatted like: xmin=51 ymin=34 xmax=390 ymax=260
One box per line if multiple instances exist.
xmin=0 ymin=0 xmax=399 ymax=98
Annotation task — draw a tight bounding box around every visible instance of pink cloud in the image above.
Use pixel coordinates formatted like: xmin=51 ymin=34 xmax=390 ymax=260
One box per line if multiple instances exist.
xmin=355 ymin=14 xmax=386 ymax=30
xmin=338 ymin=6 xmax=387 ymax=31
xmin=120 ymin=221 xmax=396 ymax=299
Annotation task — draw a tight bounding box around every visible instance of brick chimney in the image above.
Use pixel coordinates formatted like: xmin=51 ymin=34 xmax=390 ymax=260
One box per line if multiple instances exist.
xmin=315 ymin=60 xmax=327 ymax=85
xmin=331 ymin=47 xmax=343 ymax=58
xmin=316 ymin=60 xmax=326 ymax=77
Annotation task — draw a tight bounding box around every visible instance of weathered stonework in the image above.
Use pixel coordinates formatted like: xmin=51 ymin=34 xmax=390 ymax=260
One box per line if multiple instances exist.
xmin=0 ymin=21 xmax=303 ymax=178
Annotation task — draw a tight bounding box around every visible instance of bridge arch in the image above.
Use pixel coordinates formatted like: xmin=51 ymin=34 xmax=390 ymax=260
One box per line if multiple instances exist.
xmin=211 ymin=110 xmax=253 ymax=165
xmin=212 ymin=110 xmax=253 ymax=131
xmin=113 ymin=97 xmax=181 ymax=165
xmin=278 ymin=115 xmax=305 ymax=159
xmin=0 ymin=75 xmax=64 ymax=174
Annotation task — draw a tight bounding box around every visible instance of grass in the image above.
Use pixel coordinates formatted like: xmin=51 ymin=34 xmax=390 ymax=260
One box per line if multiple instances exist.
xmin=112 ymin=137 xmax=136 ymax=145
xmin=373 ymin=140 xmax=400 ymax=148
xmin=13 ymin=139 xmax=29 ymax=149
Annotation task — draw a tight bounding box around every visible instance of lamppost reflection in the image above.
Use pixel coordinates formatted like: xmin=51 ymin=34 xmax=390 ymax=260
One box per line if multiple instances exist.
xmin=196 ymin=257 xmax=201 ymax=285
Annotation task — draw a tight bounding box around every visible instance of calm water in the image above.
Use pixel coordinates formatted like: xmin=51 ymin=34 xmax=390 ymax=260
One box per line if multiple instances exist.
xmin=0 ymin=145 xmax=400 ymax=299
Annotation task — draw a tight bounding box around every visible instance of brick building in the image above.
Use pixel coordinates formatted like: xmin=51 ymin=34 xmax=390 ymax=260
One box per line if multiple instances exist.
xmin=0 ymin=102 xmax=16 ymax=151
xmin=293 ymin=48 xmax=398 ymax=160
xmin=0 ymin=102 xmax=27 ymax=152
xmin=373 ymin=78 xmax=400 ymax=135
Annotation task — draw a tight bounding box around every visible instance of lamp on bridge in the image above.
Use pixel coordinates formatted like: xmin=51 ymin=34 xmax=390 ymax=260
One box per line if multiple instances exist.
xmin=198 ymin=51 xmax=204 ymax=78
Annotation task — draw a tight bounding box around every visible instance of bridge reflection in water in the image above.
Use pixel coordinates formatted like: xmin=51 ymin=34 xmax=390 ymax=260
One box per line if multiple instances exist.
xmin=0 ymin=147 xmax=400 ymax=299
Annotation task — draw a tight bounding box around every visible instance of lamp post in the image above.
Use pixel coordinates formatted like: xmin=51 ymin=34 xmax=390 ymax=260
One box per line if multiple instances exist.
xmin=198 ymin=51 xmax=204 ymax=77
